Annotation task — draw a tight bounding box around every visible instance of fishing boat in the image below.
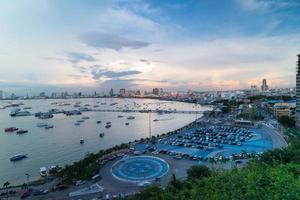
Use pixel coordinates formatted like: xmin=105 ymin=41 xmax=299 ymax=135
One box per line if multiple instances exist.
xmin=10 ymin=154 xmax=27 ymax=162
xmin=5 ymin=127 xmax=18 ymax=132
xmin=16 ymin=130 xmax=28 ymax=134
xmin=99 ymin=133 xmax=104 ymax=138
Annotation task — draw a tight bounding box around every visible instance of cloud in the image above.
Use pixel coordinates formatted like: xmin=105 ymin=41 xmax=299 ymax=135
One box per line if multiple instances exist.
xmin=237 ymin=0 xmax=298 ymax=12
xmin=91 ymin=69 xmax=142 ymax=80
xmin=79 ymin=32 xmax=150 ymax=51
xmin=66 ymin=52 xmax=96 ymax=63
xmin=23 ymin=73 xmax=38 ymax=81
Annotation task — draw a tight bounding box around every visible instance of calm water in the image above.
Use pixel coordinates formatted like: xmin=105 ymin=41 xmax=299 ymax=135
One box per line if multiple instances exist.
xmin=0 ymin=98 xmax=209 ymax=184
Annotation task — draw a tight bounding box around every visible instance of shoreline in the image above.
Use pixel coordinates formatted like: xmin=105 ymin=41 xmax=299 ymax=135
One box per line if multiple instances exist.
xmin=0 ymin=114 xmax=203 ymax=190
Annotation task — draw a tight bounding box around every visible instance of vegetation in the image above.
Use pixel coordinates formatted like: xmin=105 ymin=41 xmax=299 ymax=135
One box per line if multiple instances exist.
xmin=249 ymin=95 xmax=294 ymax=102
xmin=278 ymin=116 xmax=295 ymax=128
xmin=128 ymin=130 xmax=300 ymax=200
xmin=58 ymin=143 xmax=130 ymax=183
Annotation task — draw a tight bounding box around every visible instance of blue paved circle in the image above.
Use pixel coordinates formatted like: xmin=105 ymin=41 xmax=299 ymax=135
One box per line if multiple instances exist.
xmin=111 ymin=156 xmax=169 ymax=183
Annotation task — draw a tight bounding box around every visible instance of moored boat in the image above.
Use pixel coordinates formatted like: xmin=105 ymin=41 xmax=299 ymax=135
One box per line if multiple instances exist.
xmin=40 ymin=167 xmax=47 ymax=177
xmin=5 ymin=127 xmax=18 ymax=132
xmin=16 ymin=130 xmax=28 ymax=134
xmin=10 ymin=154 xmax=27 ymax=162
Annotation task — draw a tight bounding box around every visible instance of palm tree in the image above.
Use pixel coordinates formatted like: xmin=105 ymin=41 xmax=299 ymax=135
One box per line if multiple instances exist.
xmin=3 ymin=181 xmax=10 ymax=198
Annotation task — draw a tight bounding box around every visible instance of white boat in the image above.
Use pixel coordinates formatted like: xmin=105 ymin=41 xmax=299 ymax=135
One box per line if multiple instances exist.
xmin=37 ymin=122 xmax=48 ymax=128
xmin=40 ymin=167 xmax=47 ymax=177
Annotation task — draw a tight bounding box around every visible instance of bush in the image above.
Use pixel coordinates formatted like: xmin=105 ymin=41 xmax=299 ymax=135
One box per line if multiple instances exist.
xmin=187 ymin=165 xmax=211 ymax=179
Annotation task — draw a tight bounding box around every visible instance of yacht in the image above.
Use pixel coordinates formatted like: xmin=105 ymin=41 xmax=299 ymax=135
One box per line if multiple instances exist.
xmin=40 ymin=167 xmax=47 ymax=177
xmin=10 ymin=154 xmax=27 ymax=162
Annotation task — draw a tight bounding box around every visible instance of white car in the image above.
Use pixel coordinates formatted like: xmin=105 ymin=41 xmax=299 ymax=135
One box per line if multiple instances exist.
xmin=75 ymin=180 xmax=86 ymax=186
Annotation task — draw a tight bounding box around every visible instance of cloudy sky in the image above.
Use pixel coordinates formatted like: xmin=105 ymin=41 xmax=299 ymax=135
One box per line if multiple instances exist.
xmin=0 ymin=0 xmax=300 ymax=95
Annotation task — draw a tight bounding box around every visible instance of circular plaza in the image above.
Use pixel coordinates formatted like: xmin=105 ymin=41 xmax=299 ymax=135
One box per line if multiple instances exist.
xmin=111 ymin=156 xmax=169 ymax=183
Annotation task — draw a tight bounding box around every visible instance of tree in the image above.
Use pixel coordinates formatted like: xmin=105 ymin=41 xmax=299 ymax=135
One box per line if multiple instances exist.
xmin=187 ymin=165 xmax=211 ymax=179
xmin=3 ymin=181 xmax=10 ymax=198
xmin=279 ymin=116 xmax=295 ymax=127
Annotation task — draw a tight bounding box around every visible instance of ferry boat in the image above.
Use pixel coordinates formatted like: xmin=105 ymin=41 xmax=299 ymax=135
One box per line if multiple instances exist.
xmin=5 ymin=127 xmax=19 ymax=132
xmin=10 ymin=154 xmax=27 ymax=162
xmin=10 ymin=109 xmax=31 ymax=117
xmin=40 ymin=167 xmax=47 ymax=177
xmin=16 ymin=130 xmax=28 ymax=134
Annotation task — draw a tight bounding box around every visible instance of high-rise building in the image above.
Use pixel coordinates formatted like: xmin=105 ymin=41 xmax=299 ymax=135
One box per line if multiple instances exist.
xmin=261 ymin=79 xmax=269 ymax=92
xmin=153 ymin=88 xmax=159 ymax=95
xmin=250 ymin=85 xmax=259 ymax=96
xmin=109 ymin=88 xmax=114 ymax=97
xmin=119 ymin=88 xmax=126 ymax=96
xmin=296 ymin=54 xmax=300 ymax=128
xmin=0 ymin=90 xmax=3 ymax=99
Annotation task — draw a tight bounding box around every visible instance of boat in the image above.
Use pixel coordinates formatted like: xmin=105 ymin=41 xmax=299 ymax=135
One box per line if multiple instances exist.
xmin=16 ymin=130 xmax=28 ymax=134
xmin=10 ymin=109 xmax=31 ymax=117
xmin=37 ymin=112 xmax=53 ymax=119
xmin=127 ymin=116 xmax=135 ymax=120
xmin=77 ymin=119 xmax=85 ymax=123
xmin=10 ymin=154 xmax=27 ymax=162
xmin=125 ymin=122 xmax=129 ymax=126
xmin=96 ymin=120 xmax=102 ymax=124
xmin=80 ymin=139 xmax=84 ymax=144
xmin=74 ymin=123 xmax=80 ymax=126
xmin=105 ymin=124 xmax=111 ymax=128
xmin=106 ymin=122 xmax=111 ymax=124
xmin=40 ymin=167 xmax=47 ymax=177
xmin=153 ymin=119 xmax=159 ymax=122
xmin=117 ymin=115 xmax=124 ymax=118
xmin=5 ymin=127 xmax=19 ymax=132
xmin=82 ymin=116 xmax=90 ymax=120
xmin=99 ymin=133 xmax=104 ymax=138
xmin=45 ymin=125 xmax=54 ymax=129
xmin=23 ymin=107 xmax=32 ymax=110
xmin=37 ymin=122 xmax=48 ymax=128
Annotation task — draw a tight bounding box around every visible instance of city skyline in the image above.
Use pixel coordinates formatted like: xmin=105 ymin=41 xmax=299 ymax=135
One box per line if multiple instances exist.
xmin=1 ymin=0 xmax=300 ymax=94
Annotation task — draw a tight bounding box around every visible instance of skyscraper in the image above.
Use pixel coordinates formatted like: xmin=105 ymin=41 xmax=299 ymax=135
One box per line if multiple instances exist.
xmin=119 ymin=88 xmax=126 ymax=96
xmin=261 ymin=79 xmax=269 ymax=92
xmin=296 ymin=54 xmax=300 ymax=128
xmin=109 ymin=88 xmax=114 ymax=97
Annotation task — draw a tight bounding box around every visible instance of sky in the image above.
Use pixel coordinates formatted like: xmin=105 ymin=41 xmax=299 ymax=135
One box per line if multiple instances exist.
xmin=0 ymin=0 xmax=300 ymax=95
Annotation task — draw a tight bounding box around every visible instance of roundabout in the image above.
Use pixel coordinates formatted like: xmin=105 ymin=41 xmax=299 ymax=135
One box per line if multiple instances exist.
xmin=111 ymin=156 xmax=169 ymax=183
